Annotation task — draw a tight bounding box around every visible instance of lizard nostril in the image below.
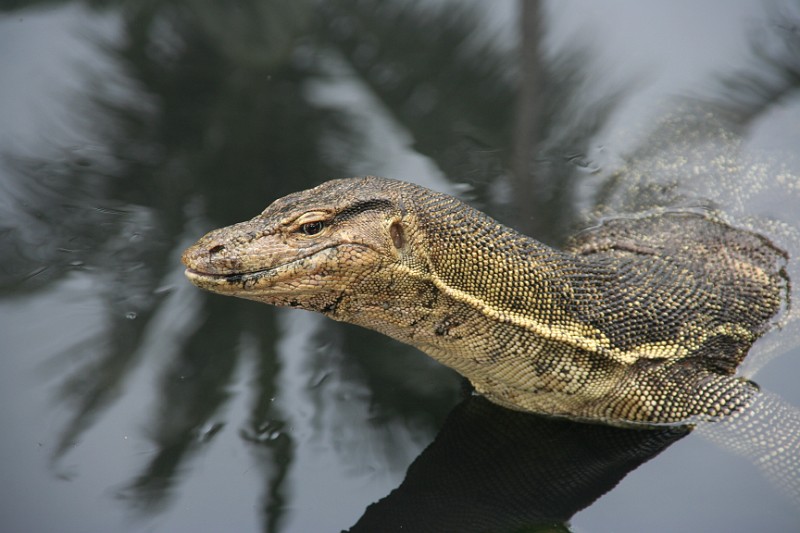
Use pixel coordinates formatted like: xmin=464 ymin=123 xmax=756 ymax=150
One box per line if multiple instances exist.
xmin=209 ymin=244 xmax=225 ymax=255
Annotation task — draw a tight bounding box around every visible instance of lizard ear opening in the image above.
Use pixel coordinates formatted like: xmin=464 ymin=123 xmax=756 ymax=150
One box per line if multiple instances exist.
xmin=389 ymin=221 xmax=405 ymax=249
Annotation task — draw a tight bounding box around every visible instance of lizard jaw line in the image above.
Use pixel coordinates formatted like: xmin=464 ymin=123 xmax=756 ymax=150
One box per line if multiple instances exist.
xmin=183 ymin=243 xmax=372 ymax=288
xmin=183 ymin=250 xmax=324 ymax=286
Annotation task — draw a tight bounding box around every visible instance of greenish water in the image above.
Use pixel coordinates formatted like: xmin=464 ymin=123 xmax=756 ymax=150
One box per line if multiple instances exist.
xmin=1 ymin=1 xmax=799 ymax=532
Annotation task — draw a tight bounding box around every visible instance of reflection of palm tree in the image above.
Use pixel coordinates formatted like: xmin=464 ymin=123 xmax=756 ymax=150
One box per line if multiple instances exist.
xmin=2 ymin=0 xmax=549 ymax=527
xmin=698 ymin=8 xmax=800 ymax=133
xmin=2 ymin=0 xmax=345 ymax=525
xmin=322 ymin=0 xmax=623 ymax=244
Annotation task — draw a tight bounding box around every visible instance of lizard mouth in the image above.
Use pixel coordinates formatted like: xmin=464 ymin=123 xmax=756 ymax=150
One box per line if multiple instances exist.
xmin=184 ymin=267 xmax=266 ymax=284
xmin=184 ymin=251 xmax=320 ymax=285
xmin=183 ymin=243 xmax=370 ymax=289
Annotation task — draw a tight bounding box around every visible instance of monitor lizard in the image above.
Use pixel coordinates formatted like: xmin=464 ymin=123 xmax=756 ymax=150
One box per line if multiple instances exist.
xmin=182 ymin=176 xmax=788 ymax=426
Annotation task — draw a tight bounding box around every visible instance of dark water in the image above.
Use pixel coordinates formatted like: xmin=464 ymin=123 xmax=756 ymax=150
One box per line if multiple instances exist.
xmin=1 ymin=1 xmax=800 ymax=532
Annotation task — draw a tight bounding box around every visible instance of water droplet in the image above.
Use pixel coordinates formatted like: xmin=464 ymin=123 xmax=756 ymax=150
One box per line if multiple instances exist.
xmin=153 ymin=285 xmax=174 ymax=295
xmin=23 ymin=266 xmax=49 ymax=281
xmin=197 ymin=422 xmax=224 ymax=443
xmin=125 ymin=312 xmax=137 ymax=320
xmin=252 ymin=419 xmax=285 ymax=443
xmin=311 ymin=373 xmax=331 ymax=389
xmin=566 ymin=153 xmax=602 ymax=174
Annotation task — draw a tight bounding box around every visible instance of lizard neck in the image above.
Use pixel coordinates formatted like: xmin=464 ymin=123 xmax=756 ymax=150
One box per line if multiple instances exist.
xmin=338 ymin=189 xmax=605 ymax=372
xmin=411 ymin=190 xmax=584 ymax=327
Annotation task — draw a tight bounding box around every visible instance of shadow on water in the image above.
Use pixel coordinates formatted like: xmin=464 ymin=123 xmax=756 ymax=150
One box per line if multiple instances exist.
xmin=1 ymin=0 xmax=800 ymax=532
xmin=349 ymin=396 xmax=688 ymax=532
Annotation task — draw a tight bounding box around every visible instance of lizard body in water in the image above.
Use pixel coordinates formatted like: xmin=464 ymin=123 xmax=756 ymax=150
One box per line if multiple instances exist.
xmin=182 ymin=177 xmax=788 ymax=425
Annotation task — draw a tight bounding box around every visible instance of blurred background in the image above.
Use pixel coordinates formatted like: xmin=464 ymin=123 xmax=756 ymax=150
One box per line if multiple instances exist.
xmin=1 ymin=1 xmax=799 ymax=531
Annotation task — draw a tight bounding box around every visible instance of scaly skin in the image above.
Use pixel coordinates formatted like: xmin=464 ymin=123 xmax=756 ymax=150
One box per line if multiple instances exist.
xmin=182 ymin=177 xmax=787 ymax=425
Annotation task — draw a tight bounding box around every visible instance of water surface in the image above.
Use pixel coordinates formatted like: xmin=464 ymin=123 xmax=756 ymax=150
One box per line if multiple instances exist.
xmin=1 ymin=1 xmax=799 ymax=532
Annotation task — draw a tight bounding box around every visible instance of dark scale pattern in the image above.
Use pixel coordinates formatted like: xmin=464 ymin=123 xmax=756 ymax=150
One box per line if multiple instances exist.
xmin=183 ymin=177 xmax=789 ymax=425
xmin=567 ymin=213 xmax=787 ymax=368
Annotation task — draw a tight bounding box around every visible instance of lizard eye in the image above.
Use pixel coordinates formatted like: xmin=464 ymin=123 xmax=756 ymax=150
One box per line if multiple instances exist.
xmin=300 ymin=221 xmax=325 ymax=236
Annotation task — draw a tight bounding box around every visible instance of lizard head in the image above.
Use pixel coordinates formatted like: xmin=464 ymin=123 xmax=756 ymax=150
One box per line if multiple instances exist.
xmin=181 ymin=176 xmax=423 ymax=317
